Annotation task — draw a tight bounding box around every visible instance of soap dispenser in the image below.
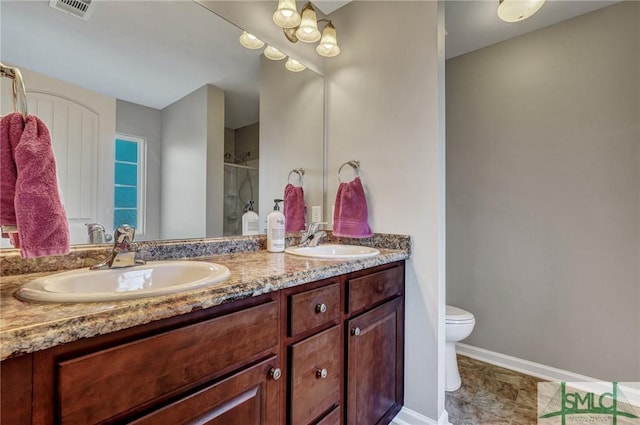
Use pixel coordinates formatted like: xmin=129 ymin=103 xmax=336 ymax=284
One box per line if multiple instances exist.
xmin=242 ymin=201 xmax=260 ymax=236
xmin=267 ymin=199 xmax=285 ymax=252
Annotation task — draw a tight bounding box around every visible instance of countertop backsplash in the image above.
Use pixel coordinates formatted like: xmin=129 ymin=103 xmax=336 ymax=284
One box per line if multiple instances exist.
xmin=0 ymin=232 xmax=411 ymax=277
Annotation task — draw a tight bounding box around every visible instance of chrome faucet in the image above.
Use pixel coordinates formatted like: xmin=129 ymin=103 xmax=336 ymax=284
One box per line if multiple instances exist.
xmin=299 ymin=222 xmax=327 ymax=247
xmin=86 ymin=223 xmax=113 ymax=244
xmin=91 ymin=225 xmax=145 ymax=270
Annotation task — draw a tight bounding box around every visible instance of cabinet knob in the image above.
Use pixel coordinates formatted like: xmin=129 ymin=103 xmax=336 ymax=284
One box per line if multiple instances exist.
xmin=315 ymin=303 xmax=327 ymax=314
xmin=351 ymin=327 xmax=361 ymax=336
xmin=269 ymin=367 xmax=282 ymax=381
xmin=316 ymin=368 xmax=328 ymax=379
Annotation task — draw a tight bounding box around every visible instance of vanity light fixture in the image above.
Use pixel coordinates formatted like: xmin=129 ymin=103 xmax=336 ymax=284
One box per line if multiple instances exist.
xmin=264 ymin=45 xmax=287 ymax=60
xmin=238 ymin=34 xmax=301 ymax=71
xmin=273 ymin=1 xmax=341 ymax=57
xmin=316 ymin=21 xmax=340 ymax=57
xmin=239 ymin=31 xmax=265 ymax=49
xmin=295 ymin=3 xmax=321 ymax=43
xmin=273 ymin=0 xmax=301 ymax=29
xmin=285 ymin=58 xmax=306 ymax=72
xmin=497 ymin=0 xmax=545 ymax=22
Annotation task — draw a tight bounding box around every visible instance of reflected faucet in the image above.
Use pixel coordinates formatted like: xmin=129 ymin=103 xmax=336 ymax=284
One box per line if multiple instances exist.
xmin=299 ymin=222 xmax=327 ymax=247
xmin=91 ymin=225 xmax=145 ymax=270
xmin=86 ymin=223 xmax=113 ymax=244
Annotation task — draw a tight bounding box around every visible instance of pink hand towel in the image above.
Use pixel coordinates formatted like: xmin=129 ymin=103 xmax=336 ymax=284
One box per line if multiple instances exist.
xmin=284 ymin=183 xmax=306 ymax=232
xmin=1 ymin=113 xmax=22 ymax=231
xmin=0 ymin=112 xmax=70 ymax=258
xmin=333 ymin=177 xmax=373 ymax=238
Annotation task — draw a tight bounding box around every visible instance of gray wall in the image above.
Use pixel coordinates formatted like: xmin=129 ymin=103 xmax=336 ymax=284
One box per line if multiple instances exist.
xmin=327 ymin=1 xmax=445 ymax=420
xmin=161 ymin=84 xmax=224 ymax=239
xmin=235 ymin=122 xmax=259 ymax=161
xmin=115 ymin=100 xmax=162 ymax=241
xmin=446 ymin=1 xmax=640 ymax=380
xmin=259 ymin=55 xmax=324 ymax=229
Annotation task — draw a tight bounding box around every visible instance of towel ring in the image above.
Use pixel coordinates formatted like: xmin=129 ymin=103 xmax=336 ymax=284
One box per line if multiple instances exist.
xmin=288 ymin=168 xmax=304 ymax=186
xmin=0 ymin=63 xmax=28 ymax=120
xmin=338 ymin=160 xmax=360 ymax=183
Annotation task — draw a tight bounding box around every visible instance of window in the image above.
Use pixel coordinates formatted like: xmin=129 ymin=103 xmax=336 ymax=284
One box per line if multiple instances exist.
xmin=114 ymin=135 xmax=146 ymax=234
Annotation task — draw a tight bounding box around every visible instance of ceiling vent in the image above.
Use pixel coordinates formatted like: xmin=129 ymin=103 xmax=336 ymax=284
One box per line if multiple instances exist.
xmin=49 ymin=0 xmax=95 ymax=21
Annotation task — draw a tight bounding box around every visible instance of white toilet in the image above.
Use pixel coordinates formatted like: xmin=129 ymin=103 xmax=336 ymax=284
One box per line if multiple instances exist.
xmin=445 ymin=305 xmax=475 ymax=391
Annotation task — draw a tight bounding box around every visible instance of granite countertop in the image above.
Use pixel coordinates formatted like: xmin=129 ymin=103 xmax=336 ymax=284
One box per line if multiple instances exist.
xmin=0 ymin=248 xmax=408 ymax=361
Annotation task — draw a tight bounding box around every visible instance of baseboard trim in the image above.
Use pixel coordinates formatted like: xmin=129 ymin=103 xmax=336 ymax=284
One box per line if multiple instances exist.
xmin=455 ymin=343 xmax=601 ymax=382
xmin=391 ymin=407 xmax=450 ymax=425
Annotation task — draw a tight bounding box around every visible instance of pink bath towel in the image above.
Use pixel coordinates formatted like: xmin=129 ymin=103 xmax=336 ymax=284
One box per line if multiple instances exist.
xmin=333 ymin=177 xmax=373 ymax=238
xmin=0 ymin=112 xmax=70 ymax=258
xmin=284 ymin=183 xmax=305 ymax=232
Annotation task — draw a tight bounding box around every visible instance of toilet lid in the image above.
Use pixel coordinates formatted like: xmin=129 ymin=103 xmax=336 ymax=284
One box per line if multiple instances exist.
xmin=446 ymin=305 xmax=475 ymax=323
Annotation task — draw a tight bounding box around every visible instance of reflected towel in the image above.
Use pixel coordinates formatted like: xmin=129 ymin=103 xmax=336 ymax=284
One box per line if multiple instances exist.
xmin=284 ymin=183 xmax=305 ymax=232
xmin=333 ymin=177 xmax=373 ymax=238
xmin=1 ymin=113 xmax=21 ymax=232
xmin=0 ymin=113 xmax=70 ymax=258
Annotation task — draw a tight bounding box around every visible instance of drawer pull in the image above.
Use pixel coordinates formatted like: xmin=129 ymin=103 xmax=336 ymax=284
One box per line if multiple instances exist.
xmin=315 ymin=303 xmax=327 ymax=314
xmin=316 ymin=368 xmax=328 ymax=379
xmin=269 ymin=367 xmax=282 ymax=381
xmin=351 ymin=327 xmax=361 ymax=336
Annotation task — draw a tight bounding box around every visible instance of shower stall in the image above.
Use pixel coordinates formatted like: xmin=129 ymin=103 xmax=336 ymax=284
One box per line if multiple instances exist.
xmin=223 ymin=153 xmax=259 ymax=236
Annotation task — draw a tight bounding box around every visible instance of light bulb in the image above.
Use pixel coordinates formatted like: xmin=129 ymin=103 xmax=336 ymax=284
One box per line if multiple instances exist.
xmin=497 ymin=0 xmax=545 ymax=22
xmin=285 ymin=58 xmax=306 ymax=72
xmin=295 ymin=3 xmax=321 ymax=43
xmin=264 ymin=46 xmax=287 ymax=61
xmin=316 ymin=22 xmax=340 ymax=57
xmin=273 ymin=0 xmax=301 ymax=29
xmin=239 ymin=31 xmax=265 ymax=49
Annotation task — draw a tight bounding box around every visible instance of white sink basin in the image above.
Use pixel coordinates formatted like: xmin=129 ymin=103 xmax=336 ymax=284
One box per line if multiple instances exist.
xmin=285 ymin=244 xmax=380 ymax=259
xmin=16 ymin=261 xmax=231 ymax=303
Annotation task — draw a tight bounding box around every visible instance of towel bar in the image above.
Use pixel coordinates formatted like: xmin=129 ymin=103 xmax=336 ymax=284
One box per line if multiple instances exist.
xmin=338 ymin=160 xmax=360 ymax=183
xmin=0 ymin=62 xmax=28 ymax=120
xmin=288 ymin=168 xmax=305 ymax=186
xmin=1 ymin=225 xmax=18 ymax=234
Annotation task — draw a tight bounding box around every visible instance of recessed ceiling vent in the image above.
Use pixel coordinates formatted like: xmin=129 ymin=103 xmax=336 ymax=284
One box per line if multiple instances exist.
xmin=49 ymin=0 xmax=95 ymax=21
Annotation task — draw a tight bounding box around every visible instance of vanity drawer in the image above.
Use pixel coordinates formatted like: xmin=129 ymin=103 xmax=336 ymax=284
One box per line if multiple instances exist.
xmin=289 ymin=282 xmax=340 ymax=337
xmin=290 ymin=325 xmax=341 ymax=425
xmin=129 ymin=356 xmax=280 ymax=425
xmin=347 ymin=266 xmax=404 ymax=314
xmin=316 ymin=405 xmax=341 ymax=425
xmin=57 ymin=301 xmax=279 ymax=425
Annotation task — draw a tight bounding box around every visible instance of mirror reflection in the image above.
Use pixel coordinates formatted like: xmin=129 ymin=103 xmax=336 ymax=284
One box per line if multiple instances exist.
xmin=0 ymin=0 xmax=324 ymax=246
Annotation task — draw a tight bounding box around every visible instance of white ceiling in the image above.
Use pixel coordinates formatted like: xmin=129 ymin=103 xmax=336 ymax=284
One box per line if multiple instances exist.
xmin=445 ymin=0 xmax=622 ymax=59
xmin=1 ymin=0 xmax=262 ymax=129
xmin=1 ymin=0 xmax=622 ymax=128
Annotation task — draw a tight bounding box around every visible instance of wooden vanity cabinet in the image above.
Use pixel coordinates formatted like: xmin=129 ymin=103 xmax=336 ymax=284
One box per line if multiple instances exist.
xmin=31 ymin=293 xmax=281 ymax=425
xmin=345 ymin=264 xmax=405 ymax=425
xmin=282 ymin=261 xmax=405 ymax=425
xmin=282 ymin=278 xmax=343 ymax=425
xmin=1 ymin=260 xmax=405 ymax=425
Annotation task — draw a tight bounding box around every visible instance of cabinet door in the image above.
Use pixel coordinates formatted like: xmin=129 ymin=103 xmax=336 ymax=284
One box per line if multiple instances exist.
xmin=130 ymin=356 xmax=281 ymax=425
xmin=346 ymin=298 xmax=404 ymax=425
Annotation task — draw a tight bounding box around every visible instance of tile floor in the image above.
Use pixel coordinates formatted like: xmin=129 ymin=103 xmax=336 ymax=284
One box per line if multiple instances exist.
xmin=445 ymin=355 xmax=545 ymax=424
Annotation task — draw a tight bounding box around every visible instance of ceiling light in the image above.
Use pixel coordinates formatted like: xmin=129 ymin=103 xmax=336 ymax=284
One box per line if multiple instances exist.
xmin=316 ymin=21 xmax=340 ymax=57
xmin=265 ymin=45 xmax=287 ymax=60
xmin=272 ymin=1 xmax=341 ymax=57
xmin=285 ymin=58 xmax=306 ymax=72
xmin=239 ymin=31 xmax=265 ymax=49
xmin=497 ymin=0 xmax=545 ymax=22
xmin=273 ymin=0 xmax=301 ymax=29
xmin=295 ymin=3 xmax=321 ymax=43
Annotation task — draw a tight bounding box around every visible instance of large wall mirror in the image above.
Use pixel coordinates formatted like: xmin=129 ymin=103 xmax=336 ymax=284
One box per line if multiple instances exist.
xmin=0 ymin=0 xmax=324 ymax=246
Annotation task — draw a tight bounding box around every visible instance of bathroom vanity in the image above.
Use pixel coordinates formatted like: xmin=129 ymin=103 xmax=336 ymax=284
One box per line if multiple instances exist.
xmin=0 ymin=239 xmax=408 ymax=425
